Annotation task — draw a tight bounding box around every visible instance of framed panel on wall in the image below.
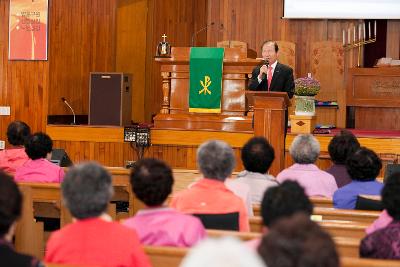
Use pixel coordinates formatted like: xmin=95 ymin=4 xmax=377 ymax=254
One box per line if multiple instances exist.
xmin=8 ymin=0 xmax=49 ymax=60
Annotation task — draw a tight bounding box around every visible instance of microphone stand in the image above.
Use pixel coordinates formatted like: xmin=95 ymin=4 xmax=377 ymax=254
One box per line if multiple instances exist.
xmin=61 ymin=97 xmax=76 ymax=125
xmin=191 ymin=22 xmax=215 ymax=47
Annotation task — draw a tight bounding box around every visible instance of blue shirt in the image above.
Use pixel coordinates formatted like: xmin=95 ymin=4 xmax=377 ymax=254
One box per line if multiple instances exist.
xmin=333 ymin=180 xmax=383 ymax=209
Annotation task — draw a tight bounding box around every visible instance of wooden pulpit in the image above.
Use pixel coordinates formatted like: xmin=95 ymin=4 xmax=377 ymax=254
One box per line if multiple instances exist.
xmin=246 ymin=91 xmax=291 ymax=176
xmin=153 ymin=47 xmax=259 ymax=132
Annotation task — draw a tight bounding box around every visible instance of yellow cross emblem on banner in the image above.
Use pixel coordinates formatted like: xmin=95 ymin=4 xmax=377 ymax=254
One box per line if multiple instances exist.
xmin=199 ymin=76 xmax=212 ymax=95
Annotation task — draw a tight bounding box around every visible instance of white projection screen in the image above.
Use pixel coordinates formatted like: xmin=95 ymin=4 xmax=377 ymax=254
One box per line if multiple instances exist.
xmin=283 ymin=0 xmax=400 ymax=19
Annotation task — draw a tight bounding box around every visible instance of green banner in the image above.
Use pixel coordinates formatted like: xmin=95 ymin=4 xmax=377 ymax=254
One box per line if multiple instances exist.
xmin=189 ymin=47 xmax=224 ymax=113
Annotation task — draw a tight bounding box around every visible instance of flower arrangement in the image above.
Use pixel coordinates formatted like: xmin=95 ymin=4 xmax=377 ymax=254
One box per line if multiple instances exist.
xmin=294 ymin=77 xmax=321 ymax=96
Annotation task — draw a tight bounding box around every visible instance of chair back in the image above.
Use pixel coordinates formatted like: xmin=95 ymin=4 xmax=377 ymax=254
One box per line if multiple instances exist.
xmin=193 ymin=212 xmax=239 ymax=231
xmin=355 ymin=195 xmax=383 ymax=211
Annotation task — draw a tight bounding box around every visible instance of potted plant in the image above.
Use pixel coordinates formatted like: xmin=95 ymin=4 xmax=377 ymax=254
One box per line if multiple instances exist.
xmin=294 ymin=75 xmax=321 ymax=116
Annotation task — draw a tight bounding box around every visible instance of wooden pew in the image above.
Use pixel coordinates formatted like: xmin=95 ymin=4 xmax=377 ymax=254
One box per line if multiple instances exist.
xmin=311 ymin=196 xmax=334 ymax=208
xmin=253 ymin=205 xmax=379 ymax=225
xmin=15 ymin=185 xmax=45 ymax=259
xmin=313 ymin=207 xmax=380 ymax=224
xmin=144 ymin=246 xmax=187 ymax=267
xmin=106 ymin=167 xmax=201 ymax=216
xmin=145 ymin=245 xmax=400 ymax=267
xmin=341 ymin=257 xmax=400 ymax=267
xmin=253 ymin=196 xmax=333 ymax=215
xmin=249 ymin=216 xmax=369 ymax=239
xmin=207 ymin=229 xmax=360 ymax=258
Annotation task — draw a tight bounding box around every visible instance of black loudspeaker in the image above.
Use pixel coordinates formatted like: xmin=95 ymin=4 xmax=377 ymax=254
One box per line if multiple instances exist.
xmin=89 ymin=72 xmax=132 ymax=126
xmin=51 ymin=148 xmax=73 ymax=167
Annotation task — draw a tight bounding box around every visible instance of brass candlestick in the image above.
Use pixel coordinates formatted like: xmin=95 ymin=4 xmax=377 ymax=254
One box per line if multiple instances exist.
xmin=343 ymin=37 xmax=376 ymax=67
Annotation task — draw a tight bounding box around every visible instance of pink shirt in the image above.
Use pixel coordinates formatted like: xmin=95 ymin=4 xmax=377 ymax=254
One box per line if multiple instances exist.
xmin=123 ymin=207 xmax=206 ymax=247
xmin=276 ymin=164 xmax=338 ymax=197
xmin=15 ymin=158 xmax=65 ymax=183
xmin=45 ymin=218 xmax=151 ymax=267
xmin=366 ymin=210 xmax=393 ymax=234
xmin=0 ymin=147 xmax=29 ymax=175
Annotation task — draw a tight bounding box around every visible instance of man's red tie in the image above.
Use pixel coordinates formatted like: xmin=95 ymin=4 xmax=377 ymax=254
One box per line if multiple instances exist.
xmin=267 ymin=66 xmax=273 ymax=91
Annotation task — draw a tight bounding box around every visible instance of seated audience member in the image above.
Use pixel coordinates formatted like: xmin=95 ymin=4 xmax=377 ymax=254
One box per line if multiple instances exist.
xmin=227 ymin=136 xmax=278 ymax=204
xmin=0 ymin=171 xmax=41 ymax=267
xmin=360 ymin=172 xmax=400 ymax=259
xmin=15 ymin=132 xmax=64 ymax=183
xmin=170 ymin=140 xmax=249 ymax=232
xmin=123 ymin=158 xmax=206 ymax=247
xmin=180 ymin=237 xmax=265 ymax=267
xmin=258 ymin=213 xmax=339 ymax=267
xmin=247 ymin=180 xmax=313 ymax=249
xmin=326 ymin=130 xmax=360 ymax=188
xmin=45 ymin=162 xmax=150 ymax=267
xmin=0 ymin=121 xmax=31 ymax=175
xmin=276 ymin=134 xmax=337 ymax=197
xmin=333 ymin=147 xmax=383 ymax=209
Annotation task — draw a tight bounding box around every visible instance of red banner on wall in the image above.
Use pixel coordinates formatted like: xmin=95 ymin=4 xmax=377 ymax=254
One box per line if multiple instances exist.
xmin=8 ymin=0 xmax=48 ymax=60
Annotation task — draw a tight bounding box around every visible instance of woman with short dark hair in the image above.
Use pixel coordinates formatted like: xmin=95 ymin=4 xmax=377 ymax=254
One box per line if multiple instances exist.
xmin=326 ymin=130 xmax=360 ymax=188
xmin=0 ymin=121 xmax=31 ymax=175
xmin=0 ymin=171 xmax=41 ymax=267
xmin=123 ymin=158 xmax=206 ymax=247
xmin=333 ymin=147 xmax=383 ymax=209
xmin=45 ymin=162 xmax=151 ymax=267
xmin=360 ymin=172 xmax=400 ymax=259
xmin=15 ymin=132 xmax=64 ymax=183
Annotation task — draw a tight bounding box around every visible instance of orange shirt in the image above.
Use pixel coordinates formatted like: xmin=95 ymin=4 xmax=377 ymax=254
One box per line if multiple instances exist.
xmin=170 ymin=178 xmax=250 ymax=232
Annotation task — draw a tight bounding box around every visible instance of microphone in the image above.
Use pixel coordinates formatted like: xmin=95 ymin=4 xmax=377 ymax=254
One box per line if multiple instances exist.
xmin=262 ymin=59 xmax=269 ymax=80
xmin=61 ymin=97 xmax=76 ymax=125
xmin=219 ymin=23 xmax=232 ymax=47
xmin=191 ymin=22 xmax=215 ymax=47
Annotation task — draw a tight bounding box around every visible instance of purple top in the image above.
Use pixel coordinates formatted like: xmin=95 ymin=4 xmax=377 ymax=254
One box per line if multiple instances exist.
xmin=325 ymin=164 xmax=352 ymax=188
xmin=123 ymin=207 xmax=206 ymax=247
xmin=360 ymin=220 xmax=400 ymax=259
xmin=276 ymin=164 xmax=338 ymax=197
xmin=15 ymin=158 xmax=65 ymax=183
xmin=333 ymin=180 xmax=383 ymax=209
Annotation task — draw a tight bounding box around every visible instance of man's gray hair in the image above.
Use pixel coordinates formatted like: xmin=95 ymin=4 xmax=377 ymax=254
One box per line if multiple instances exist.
xmin=289 ymin=134 xmax=320 ymax=164
xmin=197 ymin=140 xmax=236 ymax=181
xmin=62 ymin=162 xmax=114 ymax=219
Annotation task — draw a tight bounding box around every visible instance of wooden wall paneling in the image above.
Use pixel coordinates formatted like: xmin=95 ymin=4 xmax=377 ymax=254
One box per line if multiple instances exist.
xmin=116 ymin=0 xmax=148 ymax=122
xmin=310 ymin=41 xmax=344 ymax=127
xmin=206 ymin=1 xmax=370 ymax=129
xmin=355 ymin=107 xmax=400 ymax=130
xmin=0 ymin=1 xmax=49 ymax=141
xmin=144 ymin=0 xmax=208 ymax=122
xmin=386 ymin=20 xmax=400 ymax=59
xmin=315 ymin=107 xmax=337 ymax=126
xmin=48 ymin=0 xmax=117 ymax=115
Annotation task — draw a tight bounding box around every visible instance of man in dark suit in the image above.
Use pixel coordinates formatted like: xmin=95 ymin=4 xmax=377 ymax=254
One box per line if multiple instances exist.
xmin=248 ymin=41 xmax=295 ymax=99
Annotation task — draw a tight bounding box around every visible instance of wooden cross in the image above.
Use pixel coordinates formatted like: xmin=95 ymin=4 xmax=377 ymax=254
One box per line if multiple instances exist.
xmin=162 ymin=34 xmax=167 ymax=42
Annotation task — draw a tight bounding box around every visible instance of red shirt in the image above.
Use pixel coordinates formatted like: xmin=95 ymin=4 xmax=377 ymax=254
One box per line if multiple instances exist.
xmin=0 ymin=148 xmax=29 ymax=175
xmin=45 ymin=218 xmax=151 ymax=267
xmin=170 ymin=178 xmax=250 ymax=232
